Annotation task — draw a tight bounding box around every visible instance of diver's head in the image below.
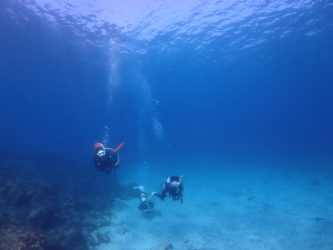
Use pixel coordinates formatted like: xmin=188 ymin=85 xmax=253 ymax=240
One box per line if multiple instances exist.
xmin=94 ymin=142 xmax=105 ymax=150
xmin=168 ymin=176 xmax=183 ymax=187
xmin=95 ymin=142 xmax=105 ymax=156
xmin=170 ymin=181 xmax=180 ymax=187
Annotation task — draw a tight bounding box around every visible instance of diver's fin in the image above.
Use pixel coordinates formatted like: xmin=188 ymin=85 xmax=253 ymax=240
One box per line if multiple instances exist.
xmin=113 ymin=142 xmax=125 ymax=153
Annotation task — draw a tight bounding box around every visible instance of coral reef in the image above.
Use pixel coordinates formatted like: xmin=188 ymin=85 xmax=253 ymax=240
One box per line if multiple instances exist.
xmin=0 ymin=224 xmax=61 ymax=250
xmin=0 ymin=159 xmax=136 ymax=250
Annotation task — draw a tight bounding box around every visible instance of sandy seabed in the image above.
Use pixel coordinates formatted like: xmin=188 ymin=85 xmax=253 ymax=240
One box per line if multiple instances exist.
xmin=1 ymin=159 xmax=332 ymax=250
xmin=93 ymin=162 xmax=333 ymax=250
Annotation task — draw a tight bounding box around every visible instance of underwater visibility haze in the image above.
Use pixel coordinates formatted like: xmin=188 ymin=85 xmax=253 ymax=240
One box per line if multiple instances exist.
xmin=0 ymin=0 xmax=333 ymax=249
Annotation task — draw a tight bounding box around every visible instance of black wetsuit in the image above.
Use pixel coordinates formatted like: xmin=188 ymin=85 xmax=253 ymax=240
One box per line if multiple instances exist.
xmin=94 ymin=149 xmax=119 ymax=174
xmin=157 ymin=176 xmax=184 ymax=202
xmin=138 ymin=192 xmax=154 ymax=212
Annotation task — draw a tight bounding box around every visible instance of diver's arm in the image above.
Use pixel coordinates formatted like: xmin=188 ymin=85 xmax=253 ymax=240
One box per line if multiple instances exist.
xmin=112 ymin=152 xmax=120 ymax=166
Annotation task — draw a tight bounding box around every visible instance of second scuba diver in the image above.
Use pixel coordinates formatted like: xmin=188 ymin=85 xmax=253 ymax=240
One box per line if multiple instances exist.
xmin=152 ymin=176 xmax=184 ymax=203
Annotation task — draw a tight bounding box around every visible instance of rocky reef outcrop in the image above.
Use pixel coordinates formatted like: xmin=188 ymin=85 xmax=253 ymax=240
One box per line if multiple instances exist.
xmin=0 ymin=158 xmax=137 ymax=250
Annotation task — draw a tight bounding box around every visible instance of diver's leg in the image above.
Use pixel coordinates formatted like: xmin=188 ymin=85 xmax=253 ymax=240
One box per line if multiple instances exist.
xmin=151 ymin=190 xmax=166 ymax=200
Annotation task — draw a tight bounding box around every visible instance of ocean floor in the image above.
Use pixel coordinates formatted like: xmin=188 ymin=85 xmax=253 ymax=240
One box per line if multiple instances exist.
xmin=1 ymin=158 xmax=333 ymax=250
xmin=93 ymin=161 xmax=333 ymax=250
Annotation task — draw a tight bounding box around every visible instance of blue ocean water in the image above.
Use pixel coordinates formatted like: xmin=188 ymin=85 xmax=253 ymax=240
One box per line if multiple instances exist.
xmin=1 ymin=0 xmax=333 ymax=249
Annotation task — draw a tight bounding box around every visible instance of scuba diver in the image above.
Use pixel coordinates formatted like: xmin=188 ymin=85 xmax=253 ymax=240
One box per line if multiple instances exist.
xmin=134 ymin=185 xmax=155 ymax=213
xmin=152 ymin=176 xmax=184 ymax=203
xmin=94 ymin=142 xmax=124 ymax=174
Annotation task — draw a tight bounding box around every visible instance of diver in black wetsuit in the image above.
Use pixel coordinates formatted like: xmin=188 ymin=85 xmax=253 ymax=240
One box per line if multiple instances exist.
xmin=152 ymin=176 xmax=184 ymax=203
xmin=94 ymin=142 xmax=120 ymax=174
xmin=134 ymin=185 xmax=155 ymax=213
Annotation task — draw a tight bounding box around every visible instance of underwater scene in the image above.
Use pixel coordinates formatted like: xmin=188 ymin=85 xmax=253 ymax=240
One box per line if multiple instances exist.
xmin=1 ymin=0 xmax=333 ymax=249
